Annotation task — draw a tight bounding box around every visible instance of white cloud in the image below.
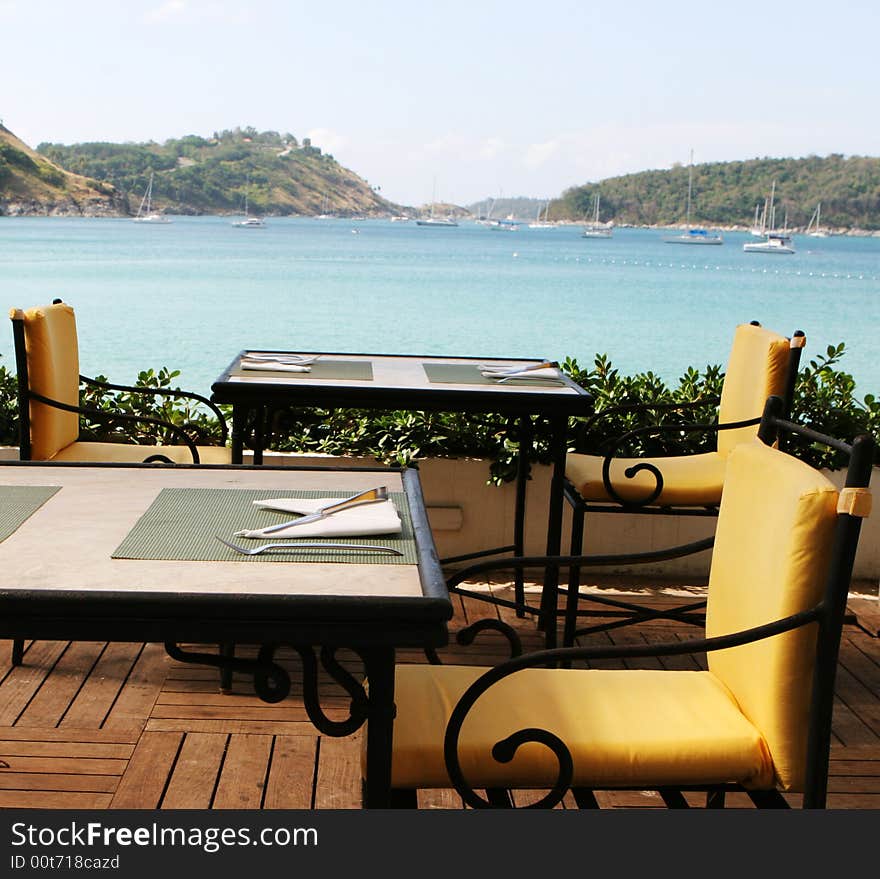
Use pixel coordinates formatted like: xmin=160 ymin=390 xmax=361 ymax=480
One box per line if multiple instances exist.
xmin=0 ymin=1 xmax=18 ymax=16
xmin=143 ymin=1 xmax=186 ymax=24
xmin=523 ymin=140 xmax=560 ymax=168
xmin=478 ymin=138 xmax=506 ymax=160
xmin=305 ymin=128 xmax=348 ymax=154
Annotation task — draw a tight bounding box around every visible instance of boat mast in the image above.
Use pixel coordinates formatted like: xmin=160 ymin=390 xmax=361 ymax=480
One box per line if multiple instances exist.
xmin=686 ymin=149 xmax=694 ymax=227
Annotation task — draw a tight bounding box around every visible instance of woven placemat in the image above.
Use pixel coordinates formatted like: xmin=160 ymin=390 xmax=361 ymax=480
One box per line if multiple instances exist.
xmin=233 ymin=359 xmax=373 ymax=382
xmin=112 ymin=488 xmax=416 ymax=565
xmin=0 ymin=485 xmax=61 ymax=542
xmin=422 ymin=363 xmax=563 ymax=388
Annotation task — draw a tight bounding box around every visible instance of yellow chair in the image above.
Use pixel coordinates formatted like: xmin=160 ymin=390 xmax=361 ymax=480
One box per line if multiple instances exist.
xmin=558 ymin=321 xmax=806 ymax=644
xmin=10 ymin=300 xmax=231 ymax=464
xmin=374 ymin=398 xmax=874 ymax=809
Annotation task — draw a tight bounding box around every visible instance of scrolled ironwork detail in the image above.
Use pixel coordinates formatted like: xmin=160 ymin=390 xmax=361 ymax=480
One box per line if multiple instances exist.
xmin=456 ymin=618 xmax=523 ymax=659
xmin=292 ymin=645 xmax=370 ymax=736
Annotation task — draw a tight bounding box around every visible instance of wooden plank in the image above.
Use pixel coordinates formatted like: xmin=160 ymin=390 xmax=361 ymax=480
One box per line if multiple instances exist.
xmin=61 ymin=642 xmax=144 ymax=730
xmin=0 ymin=756 xmax=127 ymax=775
xmin=263 ymin=736 xmax=318 ymax=809
xmin=16 ymin=642 xmax=106 ymax=728
xmin=0 ymin=726 xmax=139 ymax=744
xmin=102 ymin=642 xmax=169 ymax=733
xmin=161 ymin=732 xmax=228 ymax=809
xmin=146 ymin=719 xmax=319 ymax=735
xmin=110 ymin=731 xmax=182 ymax=809
xmin=0 ymin=790 xmax=114 ymax=808
xmin=314 ymin=735 xmax=362 ymax=809
xmin=417 ymin=788 xmax=463 ymax=809
xmin=0 ymin=740 xmax=133 ymax=758
xmin=213 ymin=734 xmax=272 ymax=809
xmin=0 ymin=772 xmax=118 ymax=793
xmin=150 ymin=705 xmax=320 ymax=722
xmin=0 ymin=640 xmax=70 ymax=725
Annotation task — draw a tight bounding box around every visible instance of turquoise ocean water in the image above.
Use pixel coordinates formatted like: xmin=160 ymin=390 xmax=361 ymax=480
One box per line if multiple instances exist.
xmin=1 ymin=215 xmax=878 ymax=398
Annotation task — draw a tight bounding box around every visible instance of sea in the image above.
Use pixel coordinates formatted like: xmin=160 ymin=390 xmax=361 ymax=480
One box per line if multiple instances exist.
xmin=1 ymin=215 xmax=878 ymax=399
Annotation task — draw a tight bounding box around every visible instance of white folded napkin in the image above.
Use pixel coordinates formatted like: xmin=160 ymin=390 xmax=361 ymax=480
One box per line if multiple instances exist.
xmin=236 ymin=496 xmax=402 ymax=539
xmin=481 ymin=366 xmax=561 ymax=380
xmin=240 ymin=360 xmax=311 ymax=373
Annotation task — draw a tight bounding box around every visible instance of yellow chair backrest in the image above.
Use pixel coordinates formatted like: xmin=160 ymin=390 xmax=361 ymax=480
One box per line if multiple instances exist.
xmin=705 ymin=439 xmax=838 ymax=790
xmin=12 ymin=301 xmax=81 ymax=460
xmin=716 ymin=323 xmax=792 ymax=457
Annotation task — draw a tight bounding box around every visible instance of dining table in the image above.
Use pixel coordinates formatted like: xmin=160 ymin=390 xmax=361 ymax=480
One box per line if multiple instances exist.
xmin=210 ymin=351 xmax=595 ymax=645
xmin=0 ymin=460 xmax=451 ymax=808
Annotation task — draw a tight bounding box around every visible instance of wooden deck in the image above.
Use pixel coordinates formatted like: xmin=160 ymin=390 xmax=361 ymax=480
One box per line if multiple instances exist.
xmin=0 ymin=580 xmax=878 ymax=810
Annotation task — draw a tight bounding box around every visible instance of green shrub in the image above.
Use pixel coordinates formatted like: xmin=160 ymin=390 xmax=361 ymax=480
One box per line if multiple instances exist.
xmin=0 ymin=348 xmax=875 ymax=478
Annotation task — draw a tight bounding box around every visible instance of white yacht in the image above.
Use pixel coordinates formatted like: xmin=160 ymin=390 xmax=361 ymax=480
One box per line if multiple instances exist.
xmin=743 ymin=232 xmax=796 ymax=254
xmin=581 ymin=193 xmax=613 ymax=238
xmin=529 ymin=202 xmax=555 ymax=229
xmin=132 ymin=172 xmax=171 ymax=224
xmin=232 ymin=174 xmax=265 ymax=228
xmin=662 ymin=150 xmax=723 ymax=245
xmin=806 ymin=202 xmax=828 ymax=237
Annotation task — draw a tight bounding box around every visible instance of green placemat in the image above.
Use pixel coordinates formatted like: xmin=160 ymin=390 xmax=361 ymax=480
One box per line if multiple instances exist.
xmin=112 ymin=488 xmax=416 ymax=565
xmin=0 ymin=485 xmax=61 ymax=542
xmin=423 ymin=363 xmax=564 ymax=388
xmin=233 ymin=359 xmax=373 ymax=382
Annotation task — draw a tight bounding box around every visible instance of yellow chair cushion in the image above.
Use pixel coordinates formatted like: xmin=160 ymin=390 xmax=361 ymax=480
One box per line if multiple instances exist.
xmin=385 ymin=665 xmax=773 ymax=791
xmin=50 ymin=442 xmax=231 ymax=465
xmin=716 ymin=323 xmax=790 ymax=457
xmin=18 ymin=302 xmax=80 ymax=459
xmin=706 ymin=440 xmax=838 ymax=792
xmin=565 ymin=450 xmax=726 ymax=506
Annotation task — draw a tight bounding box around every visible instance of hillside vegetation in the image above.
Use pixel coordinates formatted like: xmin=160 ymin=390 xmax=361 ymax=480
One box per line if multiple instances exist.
xmin=553 ymin=155 xmax=880 ymax=231
xmin=37 ymin=127 xmax=397 ymax=217
xmin=0 ymin=124 xmax=124 ymax=216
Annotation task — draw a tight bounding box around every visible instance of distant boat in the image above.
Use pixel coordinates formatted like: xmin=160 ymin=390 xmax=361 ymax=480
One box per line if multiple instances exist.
xmin=416 ymin=178 xmax=458 ymax=226
xmin=232 ymin=174 xmax=266 ymax=228
xmin=132 ymin=172 xmax=171 ymax=224
xmin=743 ymin=180 xmax=795 ymax=254
xmin=581 ymin=193 xmax=613 ymax=239
xmin=662 ymin=150 xmax=723 ymax=245
xmin=743 ymin=232 xmax=796 ymax=254
xmin=529 ymin=201 xmax=555 ymax=229
xmin=314 ymin=193 xmax=334 ymax=219
xmin=806 ymin=202 xmax=828 ymax=238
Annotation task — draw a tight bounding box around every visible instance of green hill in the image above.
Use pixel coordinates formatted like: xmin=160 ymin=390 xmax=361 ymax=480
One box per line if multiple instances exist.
xmin=36 ymin=127 xmax=399 ymax=217
xmin=553 ymin=155 xmax=880 ymax=231
xmin=0 ymin=123 xmax=124 ymax=216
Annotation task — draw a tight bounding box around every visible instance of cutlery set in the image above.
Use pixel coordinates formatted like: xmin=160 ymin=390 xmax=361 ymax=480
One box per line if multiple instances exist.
xmin=216 ymin=485 xmax=402 ymax=556
xmin=479 ymin=360 xmax=564 ymax=384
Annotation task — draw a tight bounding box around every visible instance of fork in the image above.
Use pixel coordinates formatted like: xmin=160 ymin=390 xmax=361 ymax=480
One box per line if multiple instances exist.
xmin=215 ymin=535 xmax=403 ymax=556
xmin=235 ymin=485 xmax=389 ymax=536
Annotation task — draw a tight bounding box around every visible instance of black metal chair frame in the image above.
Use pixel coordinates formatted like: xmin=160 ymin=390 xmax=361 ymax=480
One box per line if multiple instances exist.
xmin=11 ymin=301 xmax=229 ymax=465
xmin=400 ymin=396 xmax=874 ymax=809
xmin=559 ymin=326 xmax=806 ymax=642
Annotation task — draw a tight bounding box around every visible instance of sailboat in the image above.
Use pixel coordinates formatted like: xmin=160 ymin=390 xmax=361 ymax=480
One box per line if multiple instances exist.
xmin=528 ymin=201 xmax=555 ymax=229
xmin=662 ymin=150 xmax=723 ymax=245
xmin=806 ymin=202 xmax=828 ymax=237
xmin=132 ymin=172 xmax=171 ymax=224
xmin=581 ymin=193 xmax=612 ymax=239
xmin=232 ymin=174 xmax=266 ymax=228
xmin=743 ymin=180 xmax=795 ymax=254
xmin=416 ymin=179 xmax=458 ymax=226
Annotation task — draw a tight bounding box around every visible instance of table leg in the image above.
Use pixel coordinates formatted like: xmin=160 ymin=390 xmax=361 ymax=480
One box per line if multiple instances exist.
xmin=253 ymin=405 xmax=266 ymax=466
xmin=513 ymin=416 xmax=533 ymax=617
xmin=361 ymin=645 xmax=396 ymax=809
xmin=230 ymin=405 xmax=246 ymax=465
xmin=538 ymin=415 xmax=568 ymax=648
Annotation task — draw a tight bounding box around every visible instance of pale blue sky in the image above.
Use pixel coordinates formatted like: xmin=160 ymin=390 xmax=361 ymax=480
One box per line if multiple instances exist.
xmin=3 ymin=0 xmax=878 ymax=207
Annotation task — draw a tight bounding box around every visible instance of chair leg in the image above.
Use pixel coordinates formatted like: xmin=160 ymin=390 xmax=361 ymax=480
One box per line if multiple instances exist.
xmin=563 ymin=503 xmax=585 ymax=648
xmin=11 ymin=639 xmax=24 ymax=666
xmin=485 ymin=788 xmax=514 ymax=807
xmin=706 ymin=789 xmax=726 ymax=808
xmin=219 ymin=642 xmax=235 ymax=692
xmin=387 ymin=788 xmax=419 ymax=808
xmin=748 ymin=789 xmax=790 ymax=809
xmin=658 ymin=788 xmax=690 ymax=808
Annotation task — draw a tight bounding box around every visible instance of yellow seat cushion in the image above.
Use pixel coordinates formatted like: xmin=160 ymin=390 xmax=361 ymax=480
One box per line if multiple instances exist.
xmin=566 ymin=323 xmax=791 ymax=507
xmin=706 ymin=440 xmax=838 ymax=791
xmin=565 ymin=450 xmax=726 ymax=506
xmin=385 ymin=665 xmax=773 ymax=791
xmin=50 ymin=441 xmax=231 ymax=465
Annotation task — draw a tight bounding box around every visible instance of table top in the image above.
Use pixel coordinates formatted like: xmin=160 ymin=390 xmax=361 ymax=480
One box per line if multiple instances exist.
xmin=0 ymin=462 xmax=450 ymax=644
xmin=211 ymin=351 xmax=593 ymax=416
